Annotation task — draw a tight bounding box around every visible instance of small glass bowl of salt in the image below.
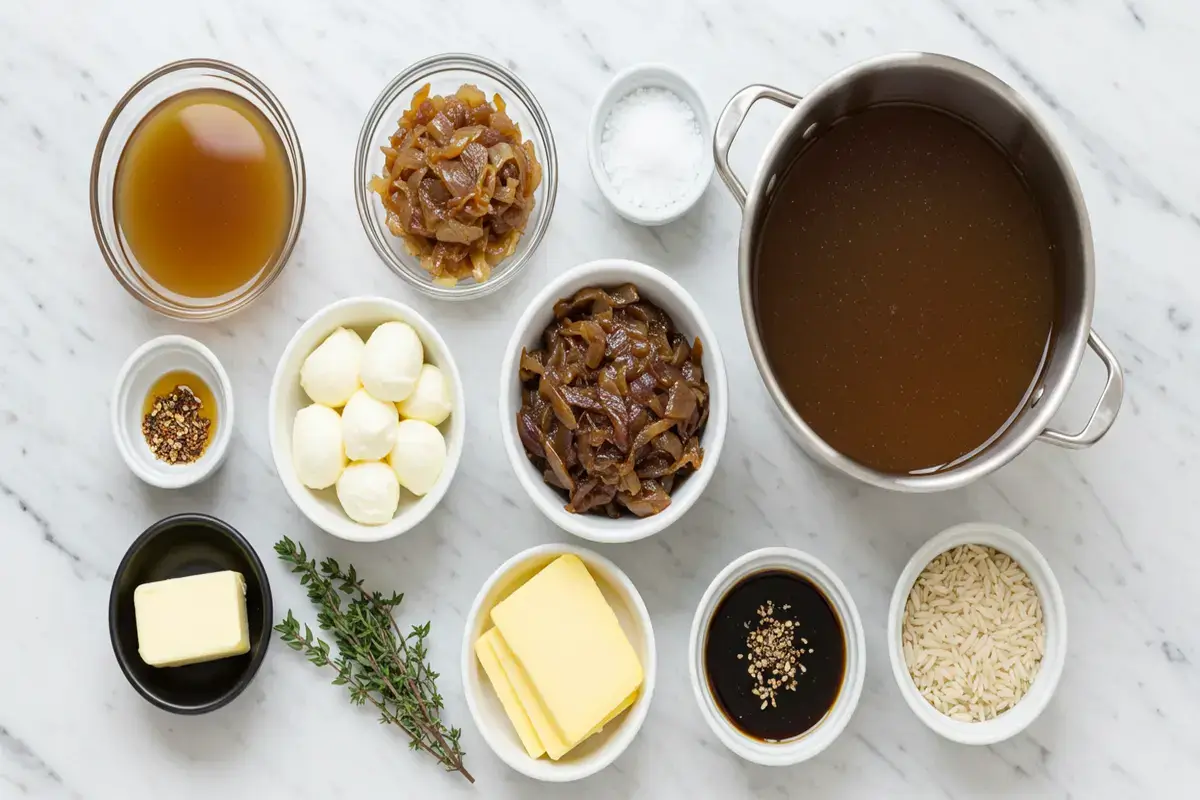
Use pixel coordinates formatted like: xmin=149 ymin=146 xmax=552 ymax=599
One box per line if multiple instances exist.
xmin=588 ymin=64 xmax=713 ymax=226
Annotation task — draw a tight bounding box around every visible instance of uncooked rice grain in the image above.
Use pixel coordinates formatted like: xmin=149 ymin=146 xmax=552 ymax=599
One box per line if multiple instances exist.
xmin=901 ymin=544 xmax=1044 ymax=722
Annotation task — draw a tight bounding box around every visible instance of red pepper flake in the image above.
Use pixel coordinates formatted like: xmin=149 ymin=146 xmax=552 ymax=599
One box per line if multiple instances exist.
xmin=142 ymin=385 xmax=212 ymax=464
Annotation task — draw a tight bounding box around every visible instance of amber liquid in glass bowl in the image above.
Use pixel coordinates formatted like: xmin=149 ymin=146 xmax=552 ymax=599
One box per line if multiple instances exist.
xmin=115 ymin=88 xmax=293 ymax=300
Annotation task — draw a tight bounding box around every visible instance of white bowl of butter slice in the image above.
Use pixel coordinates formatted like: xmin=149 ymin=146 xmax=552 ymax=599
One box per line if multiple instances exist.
xmin=461 ymin=544 xmax=656 ymax=782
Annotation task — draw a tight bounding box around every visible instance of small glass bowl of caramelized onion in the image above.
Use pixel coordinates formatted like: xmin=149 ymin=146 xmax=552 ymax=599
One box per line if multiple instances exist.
xmin=355 ymin=53 xmax=558 ymax=300
xmin=91 ymin=59 xmax=306 ymax=321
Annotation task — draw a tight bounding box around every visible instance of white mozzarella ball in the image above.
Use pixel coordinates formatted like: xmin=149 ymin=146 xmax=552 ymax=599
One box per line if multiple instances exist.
xmin=359 ymin=321 xmax=424 ymax=402
xmin=291 ymin=404 xmax=346 ymax=489
xmin=388 ymin=419 xmax=447 ymax=497
xmin=299 ymin=327 xmax=364 ymax=407
xmin=396 ymin=364 xmax=453 ymax=426
xmin=341 ymin=389 xmax=399 ymax=461
xmin=336 ymin=461 xmax=399 ymax=525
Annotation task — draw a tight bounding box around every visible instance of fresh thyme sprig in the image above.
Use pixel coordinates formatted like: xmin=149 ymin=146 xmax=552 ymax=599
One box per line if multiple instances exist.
xmin=273 ymin=536 xmax=473 ymax=783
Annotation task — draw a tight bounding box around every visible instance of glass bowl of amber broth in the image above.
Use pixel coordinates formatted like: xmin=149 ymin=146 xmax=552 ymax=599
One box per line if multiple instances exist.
xmin=91 ymin=59 xmax=306 ymax=321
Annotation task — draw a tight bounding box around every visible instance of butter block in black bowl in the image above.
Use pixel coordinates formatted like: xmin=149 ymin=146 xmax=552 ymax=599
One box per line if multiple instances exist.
xmin=109 ymin=513 xmax=272 ymax=714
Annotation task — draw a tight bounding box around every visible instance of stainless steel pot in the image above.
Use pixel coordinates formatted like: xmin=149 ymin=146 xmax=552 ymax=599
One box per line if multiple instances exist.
xmin=714 ymin=52 xmax=1123 ymax=492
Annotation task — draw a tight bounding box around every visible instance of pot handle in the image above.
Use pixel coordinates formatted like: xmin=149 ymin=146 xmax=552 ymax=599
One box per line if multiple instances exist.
xmin=1038 ymin=329 xmax=1124 ymax=449
xmin=713 ymin=84 xmax=802 ymax=208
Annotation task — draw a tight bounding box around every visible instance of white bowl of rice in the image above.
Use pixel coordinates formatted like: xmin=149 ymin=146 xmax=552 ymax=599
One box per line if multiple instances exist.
xmin=887 ymin=522 xmax=1067 ymax=745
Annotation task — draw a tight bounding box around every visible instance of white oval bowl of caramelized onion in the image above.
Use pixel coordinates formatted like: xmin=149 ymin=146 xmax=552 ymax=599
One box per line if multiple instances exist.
xmin=499 ymin=258 xmax=728 ymax=544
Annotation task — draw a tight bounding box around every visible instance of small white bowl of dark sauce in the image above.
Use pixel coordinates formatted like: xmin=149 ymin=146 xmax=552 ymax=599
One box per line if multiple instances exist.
xmin=688 ymin=547 xmax=865 ymax=766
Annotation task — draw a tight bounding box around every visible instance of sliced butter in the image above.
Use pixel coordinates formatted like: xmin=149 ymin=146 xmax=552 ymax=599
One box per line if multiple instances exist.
xmin=594 ymin=688 xmax=638 ymax=734
xmin=475 ymin=628 xmax=545 ymax=759
xmin=489 ymin=629 xmax=573 ymax=759
xmin=481 ymin=624 xmax=641 ymax=760
xmin=490 ymin=629 xmax=639 ymax=759
xmin=490 ymin=554 xmax=643 ymax=746
xmin=133 ymin=570 xmax=250 ymax=668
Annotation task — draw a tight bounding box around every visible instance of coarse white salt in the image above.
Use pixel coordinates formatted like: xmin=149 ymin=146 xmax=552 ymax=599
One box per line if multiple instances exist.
xmin=599 ymin=86 xmax=705 ymax=212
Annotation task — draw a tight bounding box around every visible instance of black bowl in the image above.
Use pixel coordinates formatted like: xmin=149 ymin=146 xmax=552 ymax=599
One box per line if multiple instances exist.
xmin=109 ymin=513 xmax=272 ymax=714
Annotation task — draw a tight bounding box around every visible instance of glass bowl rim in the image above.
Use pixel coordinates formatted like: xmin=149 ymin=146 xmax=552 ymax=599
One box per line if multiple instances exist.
xmin=353 ymin=52 xmax=559 ymax=301
xmin=90 ymin=57 xmax=307 ymax=322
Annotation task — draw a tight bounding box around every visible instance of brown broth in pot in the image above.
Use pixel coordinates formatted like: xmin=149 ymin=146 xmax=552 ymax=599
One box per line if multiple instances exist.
xmin=753 ymin=104 xmax=1057 ymax=474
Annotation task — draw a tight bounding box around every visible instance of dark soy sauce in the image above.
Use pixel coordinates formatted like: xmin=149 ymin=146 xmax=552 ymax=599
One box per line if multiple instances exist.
xmin=704 ymin=570 xmax=846 ymax=741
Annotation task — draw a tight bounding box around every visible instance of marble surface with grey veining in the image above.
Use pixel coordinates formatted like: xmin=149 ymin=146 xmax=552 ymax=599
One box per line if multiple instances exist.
xmin=1 ymin=0 xmax=1197 ymax=797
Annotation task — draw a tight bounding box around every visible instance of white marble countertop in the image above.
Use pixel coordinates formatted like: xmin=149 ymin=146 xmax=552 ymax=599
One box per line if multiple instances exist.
xmin=2 ymin=0 xmax=1197 ymax=797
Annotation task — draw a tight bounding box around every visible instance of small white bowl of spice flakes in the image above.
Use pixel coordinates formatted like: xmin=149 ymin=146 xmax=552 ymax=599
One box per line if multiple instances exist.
xmin=112 ymin=335 xmax=234 ymax=489
xmin=887 ymin=522 xmax=1068 ymax=745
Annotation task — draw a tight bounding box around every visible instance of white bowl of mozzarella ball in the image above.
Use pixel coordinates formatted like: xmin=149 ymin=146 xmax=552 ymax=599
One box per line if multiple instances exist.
xmin=269 ymin=296 xmax=465 ymax=542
